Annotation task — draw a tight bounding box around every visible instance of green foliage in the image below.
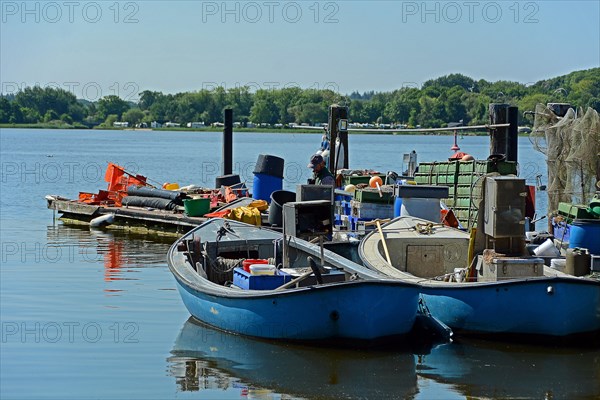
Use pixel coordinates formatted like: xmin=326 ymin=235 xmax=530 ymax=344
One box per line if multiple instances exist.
xmin=97 ymin=95 xmax=130 ymax=120
xmin=122 ymin=108 xmax=144 ymax=126
xmin=43 ymin=109 xmax=59 ymax=122
xmin=15 ymin=86 xmax=77 ymax=118
xmin=60 ymin=114 xmax=73 ymax=124
xmin=1 ymin=68 xmax=598 ymax=129
xmin=101 ymin=114 xmax=119 ymax=128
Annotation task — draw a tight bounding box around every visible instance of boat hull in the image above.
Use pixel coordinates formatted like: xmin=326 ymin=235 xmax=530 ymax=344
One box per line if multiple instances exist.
xmin=358 ymin=216 xmax=600 ymax=339
xmin=174 ymin=277 xmax=419 ymax=340
xmin=421 ymin=278 xmax=600 ymax=337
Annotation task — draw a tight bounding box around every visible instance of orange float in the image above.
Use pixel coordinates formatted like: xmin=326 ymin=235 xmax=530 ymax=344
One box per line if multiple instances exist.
xmin=369 ymin=176 xmax=383 ymax=188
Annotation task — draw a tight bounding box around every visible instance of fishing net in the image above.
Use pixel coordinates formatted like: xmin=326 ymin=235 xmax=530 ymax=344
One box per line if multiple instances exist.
xmin=530 ymin=104 xmax=600 ymax=213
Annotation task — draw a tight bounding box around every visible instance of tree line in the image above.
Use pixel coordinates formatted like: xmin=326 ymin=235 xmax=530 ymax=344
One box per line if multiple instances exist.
xmin=1 ymin=68 xmax=598 ymax=129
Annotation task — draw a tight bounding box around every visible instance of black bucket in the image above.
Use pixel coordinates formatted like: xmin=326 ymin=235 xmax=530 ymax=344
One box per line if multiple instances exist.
xmin=215 ymin=174 xmax=241 ymax=188
xmin=268 ymin=190 xmax=296 ymax=226
xmin=254 ymin=154 xmax=285 ymax=178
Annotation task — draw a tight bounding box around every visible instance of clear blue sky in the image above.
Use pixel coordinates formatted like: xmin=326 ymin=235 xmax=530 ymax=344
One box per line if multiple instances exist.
xmin=1 ymin=0 xmax=598 ymax=101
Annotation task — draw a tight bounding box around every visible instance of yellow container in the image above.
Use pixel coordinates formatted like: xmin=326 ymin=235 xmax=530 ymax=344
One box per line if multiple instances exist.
xmin=163 ymin=182 xmax=180 ymax=190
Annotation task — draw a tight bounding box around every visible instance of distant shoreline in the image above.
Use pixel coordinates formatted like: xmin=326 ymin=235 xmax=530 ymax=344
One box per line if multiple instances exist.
xmin=0 ymin=123 xmax=499 ymax=136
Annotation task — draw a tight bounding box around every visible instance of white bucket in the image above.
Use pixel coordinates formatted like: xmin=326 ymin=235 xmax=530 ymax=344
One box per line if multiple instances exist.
xmin=249 ymin=264 xmax=277 ymax=275
xmin=550 ymin=258 xmax=566 ymax=272
xmin=525 ymin=231 xmax=539 ymax=241
xmin=534 ymin=238 xmax=561 ymax=257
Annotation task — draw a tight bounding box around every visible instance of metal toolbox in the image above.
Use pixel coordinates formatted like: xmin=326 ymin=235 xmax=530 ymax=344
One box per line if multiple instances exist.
xmin=477 ymin=256 xmax=544 ymax=282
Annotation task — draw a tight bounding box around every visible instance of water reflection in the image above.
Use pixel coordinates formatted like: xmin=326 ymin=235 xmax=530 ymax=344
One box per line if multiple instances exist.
xmin=169 ymin=318 xmax=420 ymax=399
xmin=45 ymin=223 xmax=175 ymax=286
xmin=419 ymin=340 xmax=600 ymax=399
xmin=169 ymin=318 xmax=600 ymax=399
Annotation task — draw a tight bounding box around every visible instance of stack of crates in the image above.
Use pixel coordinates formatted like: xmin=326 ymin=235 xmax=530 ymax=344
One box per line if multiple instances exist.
xmin=350 ymin=187 xmax=394 ymax=232
xmin=415 ymin=159 xmax=517 ymax=229
xmin=414 ymin=161 xmax=458 ymax=207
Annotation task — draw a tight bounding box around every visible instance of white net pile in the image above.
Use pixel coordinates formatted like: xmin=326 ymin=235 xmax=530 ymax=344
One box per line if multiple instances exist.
xmin=530 ymin=104 xmax=600 ymax=213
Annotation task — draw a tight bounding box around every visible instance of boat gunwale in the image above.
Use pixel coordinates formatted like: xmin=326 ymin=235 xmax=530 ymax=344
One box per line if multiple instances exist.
xmin=167 ymin=218 xmax=417 ymax=300
xmin=359 ymin=216 xmax=600 ymax=288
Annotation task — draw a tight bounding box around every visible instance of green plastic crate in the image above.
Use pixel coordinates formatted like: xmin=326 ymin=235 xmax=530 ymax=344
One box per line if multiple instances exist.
xmin=454 ymin=196 xmax=483 ymax=208
xmin=452 ymin=207 xmax=471 ymax=219
xmin=456 ymin=184 xmax=483 ymax=197
xmin=417 ymin=163 xmax=436 ymax=174
xmin=414 ymin=173 xmax=433 ymax=184
xmin=450 ymin=206 xmax=479 ymax=229
xmin=557 ymin=202 xmax=596 ymax=220
xmin=342 ymin=174 xmax=386 ymax=186
xmin=418 ymin=161 xmax=459 ymax=174
xmin=458 ymin=160 xmax=517 ymax=175
xmin=354 ymin=188 xmax=394 ymax=204
xmin=435 ymin=175 xmax=456 ymax=185
xmin=457 ymin=173 xmax=482 ymax=184
xmin=443 ymin=198 xmax=455 ymax=207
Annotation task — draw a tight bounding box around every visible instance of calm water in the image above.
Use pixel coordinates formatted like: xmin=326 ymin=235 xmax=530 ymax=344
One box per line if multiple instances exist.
xmin=1 ymin=128 xmax=596 ymax=400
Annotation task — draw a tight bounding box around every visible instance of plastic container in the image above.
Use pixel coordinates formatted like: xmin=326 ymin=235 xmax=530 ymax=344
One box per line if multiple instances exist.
xmin=525 ymin=231 xmax=539 ymax=241
xmin=533 ymin=238 xmax=561 ymax=257
xmin=394 ymin=197 xmax=403 ymax=217
xmin=267 ymin=190 xmax=295 ymax=226
xmin=565 ymin=248 xmax=591 ymax=276
xmin=250 ymin=264 xmax=277 ymax=275
xmin=253 ymin=154 xmax=285 ymax=178
xmin=242 ymin=258 xmax=268 ymax=273
xmin=215 ymin=174 xmax=241 ymax=188
xmin=569 ymin=219 xmax=600 ymax=254
xmin=253 ymin=173 xmax=283 ymax=202
xmin=233 ymin=267 xmax=291 ymax=290
xmin=183 ymin=198 xmax=210 ymax=217
xmin=163 ymin=182 xmax=179 ymax=190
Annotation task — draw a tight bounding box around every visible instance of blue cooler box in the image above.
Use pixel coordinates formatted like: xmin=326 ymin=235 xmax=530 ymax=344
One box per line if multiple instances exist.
xmin=233 ymin=267 xmax=292 ymax=290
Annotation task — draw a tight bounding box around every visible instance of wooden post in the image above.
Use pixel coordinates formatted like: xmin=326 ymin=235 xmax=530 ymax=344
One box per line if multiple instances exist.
xmin=328 ymin=105 xmax=349 ymax=172
xmin=223 ymin=109 xmax=233 ymax=175
xmin=507 ymin=106 xmax=519 ymax=163
xmin=489 ymin=103 xmax=509 ymax=157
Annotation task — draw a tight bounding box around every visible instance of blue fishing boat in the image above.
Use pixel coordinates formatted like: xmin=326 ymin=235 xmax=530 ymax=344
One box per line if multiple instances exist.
xmin=359 ymin=216 xmax=600 ymax=339
xmin=167 ymin=218 xmax=421 ymax=341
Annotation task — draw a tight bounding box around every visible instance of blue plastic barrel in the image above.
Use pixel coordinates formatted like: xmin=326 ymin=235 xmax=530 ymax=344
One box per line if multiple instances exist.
xmin=569 ymin=219 xmax=600 ymax=254
xmin=253 ymin=173 xmax=283 ymax=203
xmin=394 ymin=197 xmax=403 ymax=217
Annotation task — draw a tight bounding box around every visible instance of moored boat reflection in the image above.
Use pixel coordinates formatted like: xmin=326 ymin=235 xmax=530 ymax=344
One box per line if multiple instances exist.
xmin=418 ymin=339 xmax=600 ymax=399
xmin=169 ymin=317 xmax=420 ymax=399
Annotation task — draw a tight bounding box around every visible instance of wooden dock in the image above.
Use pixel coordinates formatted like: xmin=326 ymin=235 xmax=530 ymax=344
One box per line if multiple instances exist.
xmin=47 ymin=197 xmax=208 ymax=235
